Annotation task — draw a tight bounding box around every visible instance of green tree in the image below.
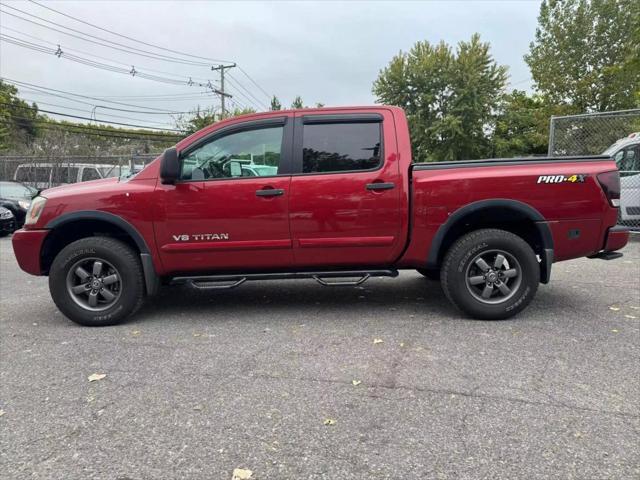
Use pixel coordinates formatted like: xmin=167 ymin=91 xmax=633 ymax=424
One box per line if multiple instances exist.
xmin=176 ymin=106 xmax=256 ymax=135
xmin=373 ymin=34 xmax=508 ymax=161
xmin=270 ymin=95 xmax=282 ymax=111
xmin=492 ymin=90 xmax=576 ymax=157
xmin=525 ymin=0 xmax=640 ymax=112
xmin=291 ymin=96 xmax=304 ymax=109
xmin=0 ymin=80 xmax=40 ymax=150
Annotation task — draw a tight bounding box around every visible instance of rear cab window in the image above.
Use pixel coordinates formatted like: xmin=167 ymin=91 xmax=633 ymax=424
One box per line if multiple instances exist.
xmin=301 ymin=122 xmax=382 ymax=174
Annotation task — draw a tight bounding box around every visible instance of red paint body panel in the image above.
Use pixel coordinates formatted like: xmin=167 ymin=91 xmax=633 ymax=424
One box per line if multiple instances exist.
xmin=398 ymin=159 xmax=620 ymax=265
xmin=604 ymin=228 xmax=629 ymax=252
xmin=153 ymin=176 xmax=293 ymax=273
xmin=11 ymin=105 xmax=627 ymax=281
xmin=11 ymin=229 xmax=48 ymax=275
xmin=288 ymin=108 xmax=404 ymax=267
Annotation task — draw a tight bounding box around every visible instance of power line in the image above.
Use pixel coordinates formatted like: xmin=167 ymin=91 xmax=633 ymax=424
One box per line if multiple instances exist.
xmin=27 ymin=0 xmax=233 ymax=64
xmin=0 ymin=101 xmax=183 ymax=132
xmin=2 ymin=3 xmax=273 ymax=103
xmin=226 ymin=73 xmax=268 ymax=110
xmin=0 ymin=26 xmax=219 ymax=84
xmin=2 ymin=77 xmax=190 ymax=113
xmin=18 ymin=98 xmax=179 ymax=127
xmin=0 ymin=34 xmax=214 ymax=87
xmin=0 ymin=117 xmax=181 ymax=139
xmin=20 ymin=88 xmax=214 ymax=105
xmin=0 ymin=4 xmax=214 ymax=67
xmin=238 ymin=66 xmax=272 ymax=100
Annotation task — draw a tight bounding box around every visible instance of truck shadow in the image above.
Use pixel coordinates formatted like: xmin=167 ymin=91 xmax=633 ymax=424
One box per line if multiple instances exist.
xmin=134 ymin=273 xmax=457 ymax=324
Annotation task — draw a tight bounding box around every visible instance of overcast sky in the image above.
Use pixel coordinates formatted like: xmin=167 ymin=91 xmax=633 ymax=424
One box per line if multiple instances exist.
xmin=0 ymin=0 xmax=542 ymax=130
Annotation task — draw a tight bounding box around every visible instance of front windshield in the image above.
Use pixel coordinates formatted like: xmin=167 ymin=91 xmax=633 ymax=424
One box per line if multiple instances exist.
xmin=0 ymin=181 xmax=33 ymax=199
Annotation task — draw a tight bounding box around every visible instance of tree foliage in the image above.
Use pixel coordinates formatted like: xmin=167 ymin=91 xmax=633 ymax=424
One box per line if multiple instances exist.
xmin=492 ymin=90 xmax=576 ymax=157
xmin=0 ymin=80 xmax=40 ymax=151
xmin=525 ymin=0 xmax=640 ymax=112
xmin=270 ymin=95 xmax=282 ymax=111
xmin=373 ymin=34 xmax=508 ymax=161
xmin=176 ymin=106 xmax=257 ymax=136
xmin=291 ymin=96 xmax=305 ymax=109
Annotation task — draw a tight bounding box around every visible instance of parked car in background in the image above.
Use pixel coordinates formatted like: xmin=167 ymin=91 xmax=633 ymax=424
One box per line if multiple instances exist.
xmin=0 ymin=181 xmax=37 ymax=228
xmin=0 ymin=206 xmax=16 ymax=237
xmin=603 ymin=132 xmax=640 ymax=223
xmin=13 ymin=163 xmax=115 ymax=189
xmin=102 ymin=164 xmax=146 ymax=179
xmin=242 ymin=164 xmax=278 ymax=177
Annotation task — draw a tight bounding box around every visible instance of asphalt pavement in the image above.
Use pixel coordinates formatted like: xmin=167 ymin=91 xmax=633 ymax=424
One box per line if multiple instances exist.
xmin=1 ymin=236 xmax=639 ymax=479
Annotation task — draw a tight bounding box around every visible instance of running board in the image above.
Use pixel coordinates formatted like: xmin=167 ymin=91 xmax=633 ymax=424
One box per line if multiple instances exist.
xmin=171 ymin=269 xmax=399 ymax=290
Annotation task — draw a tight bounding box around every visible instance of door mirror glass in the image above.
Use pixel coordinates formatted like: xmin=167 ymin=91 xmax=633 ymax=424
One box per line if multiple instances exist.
xmin=160 ymin=147 xmax=180 ymax=184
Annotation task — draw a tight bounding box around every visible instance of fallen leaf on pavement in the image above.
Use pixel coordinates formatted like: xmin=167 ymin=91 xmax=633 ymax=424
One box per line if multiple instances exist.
xmin=352 ymin=380 xmax=361 ymax=386
xmin=611 ymin=329 xmax=619 ymax=333
xmin=131 ymin=330 xmax=140 ymax=336
xmin=373 ymin=338 xmax=383 ymax=344
xmin=88 ymin=373 xmax=106 ymax=382
xmin=232 ymin=468 xmax=253 ymax=480
xmin=0 ymin=409 xmax=5 ymax=417
xmin=624 ymin=315 xmax=637 ymax=319
xmin=324 ymin=418 xmax=336 ymax=426
xmin=609 ymin=306 xmax=620 ymax=311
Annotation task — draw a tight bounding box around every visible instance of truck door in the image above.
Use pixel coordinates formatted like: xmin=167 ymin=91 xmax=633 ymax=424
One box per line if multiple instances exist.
xmin=288 ymin=111 xmax=403 ymax=267
xmin=154 ymin=116 xmax=295 ymax=273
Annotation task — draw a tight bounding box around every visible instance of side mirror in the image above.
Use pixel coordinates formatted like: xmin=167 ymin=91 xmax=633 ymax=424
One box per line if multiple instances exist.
xmin=160 ymin=147 xmax=180 ymax=185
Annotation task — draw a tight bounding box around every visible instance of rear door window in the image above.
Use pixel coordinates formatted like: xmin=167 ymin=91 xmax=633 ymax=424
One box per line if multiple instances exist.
xmin=301 ymin=122 xmax=382 ymax=174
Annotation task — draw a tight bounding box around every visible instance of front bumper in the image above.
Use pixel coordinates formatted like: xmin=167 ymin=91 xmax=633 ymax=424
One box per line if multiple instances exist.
xmin=11 ymin=228 xmax=49 ymax=275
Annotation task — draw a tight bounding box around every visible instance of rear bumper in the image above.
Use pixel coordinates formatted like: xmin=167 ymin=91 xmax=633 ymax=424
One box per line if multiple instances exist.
xmin=11 ymin=228 xmax=49 ymax=275
xmin=603 ymin=225 xmax=629 ymax=252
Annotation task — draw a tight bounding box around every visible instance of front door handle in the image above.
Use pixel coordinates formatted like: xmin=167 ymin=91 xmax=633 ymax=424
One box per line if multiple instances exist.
xmin=366 ymin=182 xmax=395 ymax=191
xmin=256 ymin=188 xmax=284 ymax=197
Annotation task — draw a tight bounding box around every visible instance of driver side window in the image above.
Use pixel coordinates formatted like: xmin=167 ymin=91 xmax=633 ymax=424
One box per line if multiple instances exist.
xmin=180 ymin=126 xmax=284 ymax=180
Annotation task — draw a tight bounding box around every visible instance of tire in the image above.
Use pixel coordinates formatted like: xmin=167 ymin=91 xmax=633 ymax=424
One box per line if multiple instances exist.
xmin=49 ymin=237 xmax=145 ymax=326
xmin=416 ymin=268 xmax=440 ymax=281
xmin=441 ymin=228 xmax=539 ymax=320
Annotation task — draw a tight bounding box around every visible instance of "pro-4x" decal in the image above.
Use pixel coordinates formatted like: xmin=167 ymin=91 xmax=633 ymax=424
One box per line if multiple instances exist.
xmin=537 ymin=174 xmax=586 ymax=184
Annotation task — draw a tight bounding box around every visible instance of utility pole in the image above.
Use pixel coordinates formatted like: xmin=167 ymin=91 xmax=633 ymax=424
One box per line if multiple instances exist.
xmin=211 ymin=63 xmax=236 ymax=118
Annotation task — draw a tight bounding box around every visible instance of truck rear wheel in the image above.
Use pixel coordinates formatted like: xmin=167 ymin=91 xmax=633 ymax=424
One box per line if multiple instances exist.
xmin=49 ymin=237 xmax=145 ymax=326
xmin=441 ymin=229 xmax=539 ymax=320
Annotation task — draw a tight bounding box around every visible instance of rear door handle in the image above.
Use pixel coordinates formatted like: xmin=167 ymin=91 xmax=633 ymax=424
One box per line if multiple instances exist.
xmin=256 ymin=188 xmax=284 ymax=197
xmin=366 ymin=182 xmax=395 ymax=191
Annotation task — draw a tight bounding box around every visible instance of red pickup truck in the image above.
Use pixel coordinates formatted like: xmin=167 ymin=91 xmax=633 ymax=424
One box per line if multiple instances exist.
xmin=11 ymin=106 xmax=629 ymax=326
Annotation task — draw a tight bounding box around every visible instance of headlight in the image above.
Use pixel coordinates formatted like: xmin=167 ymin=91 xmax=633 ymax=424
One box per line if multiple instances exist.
xmin=24 ymin=196 xmax=47 ymax=226
xmin=18 ymin=200 xmax=31 ymax=210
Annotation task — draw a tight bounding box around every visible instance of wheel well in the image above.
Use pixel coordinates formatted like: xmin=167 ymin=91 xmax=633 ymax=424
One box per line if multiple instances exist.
xmin=41 ymin=220 xmax=141 ymax=274
xmin=435 ymin=207 xmax=545 ymax=267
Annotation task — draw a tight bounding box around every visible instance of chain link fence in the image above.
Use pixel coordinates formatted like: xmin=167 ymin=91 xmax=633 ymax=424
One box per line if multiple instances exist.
xmin=549 ymin=109 xmax=640 ymax=231
xmin=0 ymin=153 xmax=159 ymax=189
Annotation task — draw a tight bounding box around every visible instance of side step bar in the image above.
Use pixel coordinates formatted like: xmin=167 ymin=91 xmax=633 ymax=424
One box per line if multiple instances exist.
xmin=171 ymin=269 xmax=399 ymax=290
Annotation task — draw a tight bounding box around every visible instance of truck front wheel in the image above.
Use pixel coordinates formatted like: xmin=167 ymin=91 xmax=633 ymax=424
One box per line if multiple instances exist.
xmin=49 ymin=237 xmax=145 ymax=326
xmin=441 ymin=228 xmax=539 ymax=320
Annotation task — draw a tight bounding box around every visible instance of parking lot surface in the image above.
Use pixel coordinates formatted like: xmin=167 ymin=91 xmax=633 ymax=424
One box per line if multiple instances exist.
xmin=1 ymin=236 xmax=639 ymax=480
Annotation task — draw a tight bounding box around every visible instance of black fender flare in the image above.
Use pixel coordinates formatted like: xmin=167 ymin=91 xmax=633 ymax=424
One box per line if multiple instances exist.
xmin=426 ymin=199 xmax=555 ymax=283
xmin=45 ymin=210 xmax=159 ymax=294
